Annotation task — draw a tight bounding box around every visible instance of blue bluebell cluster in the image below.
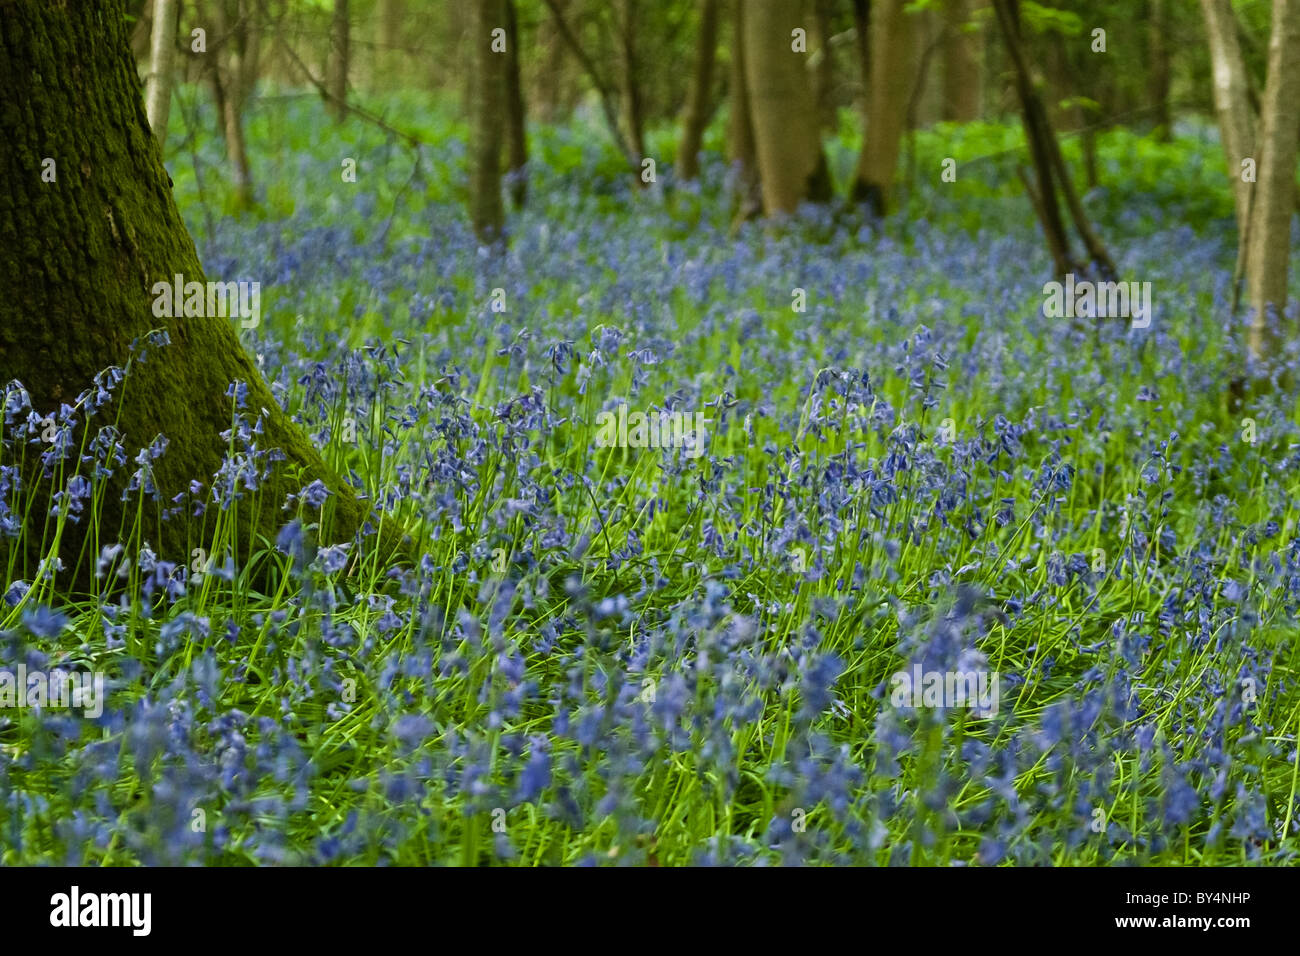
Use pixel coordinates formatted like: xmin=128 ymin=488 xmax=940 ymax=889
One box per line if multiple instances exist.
xmin=0 ymin=109 xmax=1296 ymax=864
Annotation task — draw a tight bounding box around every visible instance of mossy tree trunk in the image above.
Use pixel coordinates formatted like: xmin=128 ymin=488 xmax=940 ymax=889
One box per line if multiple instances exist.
xmin=0 ymin=0 xmax=388 ymax=590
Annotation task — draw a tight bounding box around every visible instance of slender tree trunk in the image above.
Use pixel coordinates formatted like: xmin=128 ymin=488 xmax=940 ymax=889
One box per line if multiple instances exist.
xmin=541 ymin=0 xmax=639 ymax=173
xmin=852 ymin=0 xmax=917 ymax=214
xmin=145 ymin=0 xmax=180 ymax=148
xmin=206 ymin=0 xmax=256 ymax=210
xmin=372 ymin=0 xmax=406 ymax=90
xmin=0 ymin=0 xmax=388 ymax=590
xmin=942 ymin=0 xmax=982 ymax=122
xmin=1007 ymin=18 xmax=1116 ymax=281
xmin=727 ymin=0 xmax=763 ymax=222
xmin=743 ymin=0 xmax=832 ymax=215
xmin=619 ymin=0 xmax=648 ymax=171
xmin=217 ymin=77 xmax=255 ymax=210
xmin=852 ymin=0 xmax=871 ymax=117
xmin=536 ymin=0 xmax=567 ymax=121
xmin=677 ymin=0 xmax=722 ymax=181
xmin=812 ymin=0 xmax=837 ymax=131
xmin=504 ymin=0 xmax=528 ymax=208
xmin=1201 ymin=0 xmax=1257 ymax=239
xmin=1044 ymin=29 xmax=1070 ymax=129
xmin=913 ymin=5 xmax=944 ymax=128
xmin=1148 ymin=0 xmax=1171 ymax=140
xmin=1246 ymin=0 xmax=1300 ymax=360
xmin=470 ymin=0 xmax=508 ymax=244
xmin=130 ymin=0 xmax=154 ymax=60
xmin=994 ymin=0 xmax=1074 ymax=277
xmin=329 ymin=0 xmax=350 ymax=122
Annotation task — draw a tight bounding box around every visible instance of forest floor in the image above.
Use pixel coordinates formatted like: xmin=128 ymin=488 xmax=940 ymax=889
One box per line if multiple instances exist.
xmin=3 ymin=94 xmax=1298 ymax=864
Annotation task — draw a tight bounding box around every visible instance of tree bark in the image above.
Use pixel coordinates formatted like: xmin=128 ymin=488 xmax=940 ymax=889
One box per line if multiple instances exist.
xmin=470 ymin=0 xmax=508 ymax=244
xmin=0 ymin=0 xmax=390 ymax=590
xmin=942 ymin=0 xmax=982 ymax=122
xmin=504 ymin=0 xmax=528 ymax=208
xmin=727 ymin=0 xmax=763 ymax=222
xmin=374 ymin=0 xmax=406 ymax=90
xmin=852 ymin=0 xmax=871 ymax=117
xmin=329 ymin=0 xmax=350 ymax=122
xmin=676 ymin=0 xmax=722 ymax=181
xmin=851 ymin=0 xmax=917 ymax=214
xmin=812 ymin=0 xmax=837 ymax=131
xmin=145 ymin=0 xmax=180 ymax=148
xmin=536 ymin=0 xmax=567 ymax=121
xmin=541 ymin=0 xmax=639 ymax=173
xmin=205 ymin=0 xmax=257 ymax=210
xmin=994 ymin=0 xmax=1117 ymax=283
xmin=743 ymin=0 xmax=832 ymax=215
xmin=1246 ymin=0 xmax=1300 ymax=360
xmin=1201 ymin=0 xmax=1257 ymax=239
xmin=1148 ymin=0 xmax=1171 ymax=141
xmin=618 ymin=0 xmax=648 ymax=174
xmin=912 ymin=3 xmax=944 ymax=128
xmin=993 ymin=0 xmax=1074 ymax=278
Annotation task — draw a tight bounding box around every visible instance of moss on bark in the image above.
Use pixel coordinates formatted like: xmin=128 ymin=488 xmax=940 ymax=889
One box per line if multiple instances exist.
xmin=0 ymin=0 xmax=404 ymax=592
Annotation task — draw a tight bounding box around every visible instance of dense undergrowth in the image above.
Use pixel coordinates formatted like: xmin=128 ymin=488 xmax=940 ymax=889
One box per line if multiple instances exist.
xmin=3 ymin=92 xmax=1299 ymax=864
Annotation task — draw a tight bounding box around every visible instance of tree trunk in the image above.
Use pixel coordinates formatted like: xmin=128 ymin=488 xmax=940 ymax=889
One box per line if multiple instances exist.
xmin=1148 ymin=0 xmax=1171 ymax=140
xmin=504 ymin=0 xmax=528 ymax=208
xmin=913 ymin=4 xmax=944 ymax=128
xmin=536 ymin=0 xmax=567 ymax=121
xmin=743 ymin=0 xmax=832 ymax=215
xmin=994 ymin=0 xmax=1074 ymax=278
xmin=129 ymin=0 xmax=154 ymax=60
xmin=1201 ymin=0 xmax=1257 ymax=239
xmin=329 ymin=0 xmax=350 ymax=122
xmin=470 ymin=0 xmax=508 ymax=244
xmin=618 ymin=0 xmax=648 ymax=171
xmin=677 ymin=0 xmax=722 ymax=181
xmin=374 ymin=0 xmax=406 ymax=90
xmin=851 ymin=0 xmax=917 ymax=214
xmin=145 ymin=0 xmax=180 ymax=148
xmin=206 ymin=0 xmax=257 ymax=210
xmin=0 ymin=0 xmax=388 ymax=590
xmin=727 ymin=0 xmax=764 ymax=222
xmin=852 ymin=0 xmax=871 ymax=118
xmin=1246 ymin=0 xmax=1300 ymax=360
xmin=541 ymin=0 xmax=640 ymax=174
xmin=942 ymin=0 xmax=982 ymax=122
xmin=812 ymin=0 xmax=837 ymax=131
